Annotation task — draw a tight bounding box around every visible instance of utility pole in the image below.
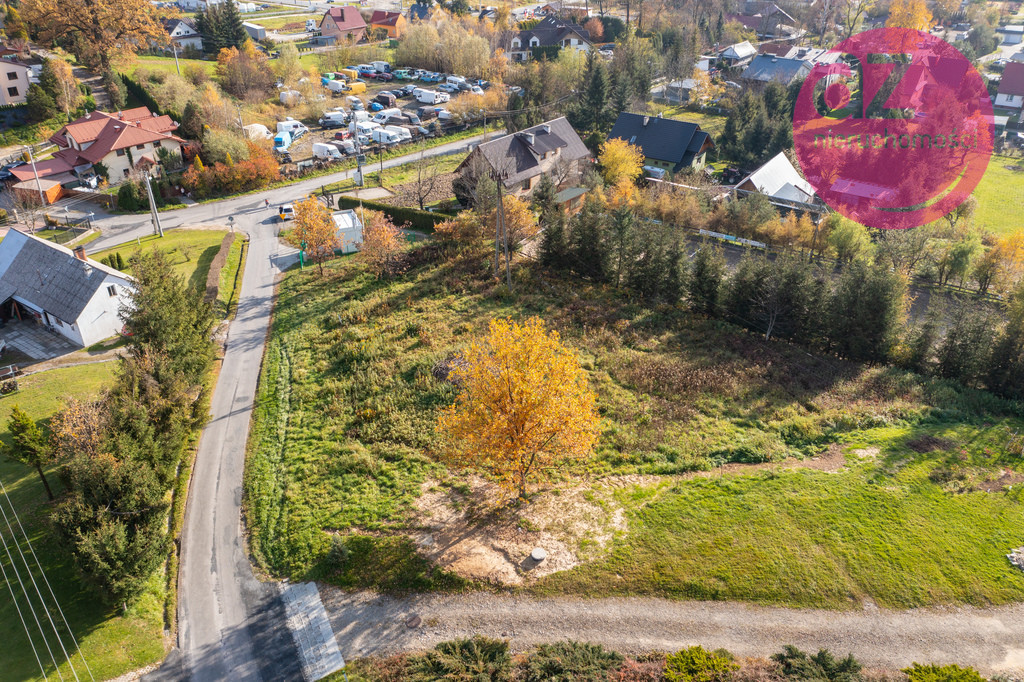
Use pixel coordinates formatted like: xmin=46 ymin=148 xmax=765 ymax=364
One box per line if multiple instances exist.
xmin=236 ymin=104 xmax=244 ymax=130
xmin=143 ymin=172 xmax=164 ymax=237
xmin=172 ymin=43 xmax=181 ymax=75
xmin=25 ymin=145 xmax=44 ymax=208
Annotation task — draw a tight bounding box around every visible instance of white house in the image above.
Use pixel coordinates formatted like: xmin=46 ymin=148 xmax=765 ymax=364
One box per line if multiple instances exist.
xmin=0 ymin=230 xmax=134 ymax=347
xmin=0 ymin=59 xmax=33 ymax=106
xmin=507 ymin=16 xmax=592 ymax=62
xmin=736 ymin=151 xmax=816 ymax=204
xmin=163 ymin=18 xmax=204 ymax=53
xmin=996 ymin=62 xmax=1024 ymax=109
xmin=332 ymin=209 xmax=364 ymax=254
xmin=999 ymin=24 xmax=1023 ymax=45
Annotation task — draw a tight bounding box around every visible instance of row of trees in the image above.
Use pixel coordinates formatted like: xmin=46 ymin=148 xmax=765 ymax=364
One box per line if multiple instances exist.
xmin=181 ymin=142 xmax=281 ymax=198
xmin=24 ymin=57 xmax=91 ymax=124
xmin=4 ymin=253 xmax=216 ymax=604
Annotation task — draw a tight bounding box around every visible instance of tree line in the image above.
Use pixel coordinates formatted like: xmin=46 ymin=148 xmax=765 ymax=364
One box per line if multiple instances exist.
xmin=4 ymin=253 xmax=216 ymax=605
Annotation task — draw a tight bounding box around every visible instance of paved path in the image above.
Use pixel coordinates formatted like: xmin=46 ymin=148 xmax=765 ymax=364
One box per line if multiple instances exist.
xmin=323 ymin=590 xmax=1024 ymax=675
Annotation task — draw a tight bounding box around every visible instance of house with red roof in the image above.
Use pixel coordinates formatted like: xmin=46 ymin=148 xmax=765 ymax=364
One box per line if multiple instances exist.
xmin=48 ymin=107 xmax=185 ymax=182
xmin=369 ymin=10 xmax=406 ymax=38
xmin=319 ymin=6 xmax=367 ymax=44
xmin=996 ymin=62 xmax=1024 ymax=110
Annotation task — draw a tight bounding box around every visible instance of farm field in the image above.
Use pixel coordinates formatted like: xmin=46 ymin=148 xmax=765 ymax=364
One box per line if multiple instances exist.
xmin=131 ymin=55 xmax=217 ymax=78
xmin=250 ymin=13 xmax=319 ymax=31
xmin=244 ymin=249 xmax=1024 ymax=609
xmin=0 ymin=363 xmax=166 ymax=682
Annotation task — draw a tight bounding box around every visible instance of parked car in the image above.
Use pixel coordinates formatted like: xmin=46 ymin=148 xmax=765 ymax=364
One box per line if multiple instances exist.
xmin=420 ymin=72 xmax=442 ymax=83
xmin=357 ymin=66 xmax=376 ymax=78
xmin=375 ymin=72 xmax=394 ymax=81
xmin=469 ymin=86 xmax=484 ymax=95
xmin=278 ymin=204 xmax=295 ymax=221
xmin=334 ymin=130 xmax=353 ymax=140
xmin=320 ymin=117 xmax=346 ymax=129
xmin=438 ymin=82 xmax=460 ymax=93
xmin=393 ymin=69 xmax=413 ymax=79
xmin=369 ymin=101 xmax=384 ymax=111
xmin=416 ymin=105 xmax=438 ymax=120
xmin=396 ymin=84 xmax=417 ymax=97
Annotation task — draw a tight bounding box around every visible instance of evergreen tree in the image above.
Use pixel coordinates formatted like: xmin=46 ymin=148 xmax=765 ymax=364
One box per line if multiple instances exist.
xmin=986 ymin=284 xmax=1024 ymax=400
xmin=570 ymin=199 xmax=609 ymax=282
xmin=539 ymin=212 xmax=570 ymax=271
xmin=180 ymin=100 xmax=204 ymax=140
xmin=25 ymin=84 xmax=57 ymax=122
xmin=688 ymin=244 xmax=725 ymax=317
xmin=662 ymin=239 xmax=686 ymax=305
xmin=936 ymin=302 xmax=993 ymax=387
xmin=827 ymin=261 xmax=907 ymax=363
xmin=608 ymin=206 xmax=635 ymax=288
xmin=3 ymin=407 xmax=54 ymax=500
xmin=901 ymin=305 xmax=941 ymax=374
xmin=197 ymin=2 xmax=247 ymax=53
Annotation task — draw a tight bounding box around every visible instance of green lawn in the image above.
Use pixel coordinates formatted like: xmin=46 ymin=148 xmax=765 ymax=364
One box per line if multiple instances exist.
xmin=92 ymin=229 xmax=237 ymax=295
xmin=0 ymin=364 xmax=166 ymax=682
xmin=650 ymin=105 xmax=729 ymax=140
xmin=131 ymin=55 xmax=217 ymax=78
xmin=250 ymin=13 xmax=319 ymax=30
xmin=972 ymin=155 xmax=1024 ymax=235
xmin=244 ymin=249 xmax=1024 ymax=607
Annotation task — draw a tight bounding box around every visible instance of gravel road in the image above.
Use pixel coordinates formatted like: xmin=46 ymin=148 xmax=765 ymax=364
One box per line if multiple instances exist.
xmin=321 ymin=589 xmax=1024 ymax=675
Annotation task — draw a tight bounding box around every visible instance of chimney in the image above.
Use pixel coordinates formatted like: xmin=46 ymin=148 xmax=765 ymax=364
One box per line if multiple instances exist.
xmin=73 ymin=245 xmax=87 ymax=261
xmin=642 ymin=116 xmax=650 ymax=126
xmin=523 ymin=132 xmax=535 ymax=145
xmin=539 ymin=123 xmax=550 ymax=134
xmin=118 ymin=111 xmax=123 ymax=120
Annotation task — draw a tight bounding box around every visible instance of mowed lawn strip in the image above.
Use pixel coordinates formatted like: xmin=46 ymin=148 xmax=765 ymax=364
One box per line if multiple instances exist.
xmin=91 ymin=229 xmax=236 ymax=294
xmin=245 ymin=253 xmax=1024 ymax=607
xmin=0 ymin=363 xmax=166 ymax=682
xmin=972 ymin=156 xmax=1024 ymax=235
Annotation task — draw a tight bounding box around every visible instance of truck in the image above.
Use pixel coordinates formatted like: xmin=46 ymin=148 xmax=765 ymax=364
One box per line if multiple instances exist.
xmin=371 ymin=128 xmax=402 ymax=145
xmin=383 ymin=125 xmax=412 ymax=142
xmin=416 ymin=89 xmax=445 ymax=104
xmin=346 ymin=80 xmax=366 ymax=95
xmin=372 ymin=107 xmax=402 ymax=124
xmin=312 ymin=142 xmax=345 ymax=160
xmin=273 ymin=130 xmax=292 ymax=152
xmin=372 ymin=61 xmax=391 ymax=73
xmin=338 ymin=68 xmax=359 ymax=81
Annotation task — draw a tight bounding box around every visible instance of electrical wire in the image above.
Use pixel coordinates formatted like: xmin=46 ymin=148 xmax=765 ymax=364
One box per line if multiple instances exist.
xmin=0 ymin=479 xmax=94 ymax=681
xmin=0 ymin=532 xmax=48 ymax=680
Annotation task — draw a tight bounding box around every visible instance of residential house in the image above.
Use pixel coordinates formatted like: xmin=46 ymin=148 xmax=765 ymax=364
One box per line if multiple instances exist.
xmin=650 ymin=78 xmax=699 ymax=104
xmin=456 ymin=117 xmax=590 ymax=196
xmin=0 ymin=230 xmax=134 ymax=347
xmin=727 ymin=3 xmax=799 ymax=39
xmin=162 ymin=17 xmax=204 ymax=53
xmin=996 ymin=62 xmax=1024 ymax=109
xmin=999 ymin=24 xmax=1024 ymax=45
xmin=369 ymin=10 xmax=406 ymax=38
xmin=741 ymin=54 xmax=812 ymax=85
xmin=49 ymin=107 xmax=185 ymax=181
xmin=319 ymin=6 xmax=367 ymax=44
xmin=508 ymin=16 xmax=592 ymax=62
xmin=332 ymin=209 xmax=364 ymax=254
xmin=735 ymin=151 xmax=815 ymax=204
xmin=608 ymin=112 xmax=715 ymax=173
xmin=407 ymin=2 xmax=431 ymax=21
xmin=718 ymin=41 xmax=758 ymax=68
xmin=0 ymin=59 xmax=32 ymax=106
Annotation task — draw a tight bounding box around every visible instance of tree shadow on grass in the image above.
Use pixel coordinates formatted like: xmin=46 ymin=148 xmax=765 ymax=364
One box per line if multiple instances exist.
xmin=187 ymin=245 xmax=222 ymax=293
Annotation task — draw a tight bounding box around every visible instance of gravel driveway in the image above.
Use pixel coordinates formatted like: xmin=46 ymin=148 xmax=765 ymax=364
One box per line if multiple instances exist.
xmin=321 ymin=589 xmax=1024 ymax=675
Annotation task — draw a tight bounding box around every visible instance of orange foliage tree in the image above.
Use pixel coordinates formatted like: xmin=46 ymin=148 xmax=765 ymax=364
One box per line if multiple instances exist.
xmin=435 ymin=210 xmax=486 ymax=251
xmin=357 ymin=209 xmax=404 ymax=278
xmin=182 ymin=141 xmax=280 ymax=198
xmin=886 ymin=0 xmax=932 ymax=30
xmin=598 ymin=138 xmax=645 ymax=186
xmin=437 ymin=316 xmax=601 ymax=499
xmin=287 ymin=197 xmax=339 ymax=276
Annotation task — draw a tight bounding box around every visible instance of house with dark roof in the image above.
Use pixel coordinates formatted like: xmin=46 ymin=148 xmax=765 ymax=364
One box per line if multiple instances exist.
xmin=48 ymin=107 xmax=183 ymax=181
xmin=320 ymin=6 xmax=367 ymax=44
xmin=456 ymin=117 xmax=590 ymax=196
xmin=719 ymin=40 xmax=758 ymax=67
xmin=0 ymin=230 xmax=133 ymax=347
xmin=997 ymin=62 xmax=1024 ymax=109
xmin=608 ymin=112 xmax=715 ymax=173
xmin=407 ymin=2 xmax=430 ymax=20
xmin=741 ymin=54 xmax=811 ymax=85
xmin=162 ymin=17 xmax=203 ymax=53
xmin=508 ymin=16 xmax=592 ymax=62
xmin=369 ymin=10 xmax=406 ymax=38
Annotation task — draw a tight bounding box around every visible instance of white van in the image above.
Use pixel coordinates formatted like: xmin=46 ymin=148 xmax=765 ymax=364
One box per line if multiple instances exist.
xmin=383 ymin=125 xmax=411 ymax=142
xmin=372 ymin=108 xmax=402 ymax=124
xmin=312 ymin=142 xmax=344 ymax=160
xmin=416 ymin=89 xmax=444 ymax=104
xmin=372 ymin=61 xmax=390 ymax=73
xmin=355 ymin=121 xmax=382 ymax=137
xmin=446 ymin=75 xmax=467 ymax=88
xmin=326 ymin=80 xmax=346 ymax=94
xmin=372 ymin=128 xmax=402 ymax=145
xmin=276 ymin=118 xmax=308 ymax=136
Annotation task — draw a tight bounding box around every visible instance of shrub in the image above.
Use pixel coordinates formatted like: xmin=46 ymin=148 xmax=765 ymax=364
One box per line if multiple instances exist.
xmin=117 ymin=181 xmax=143 ymax=212
xmin=772 ymin=645 xmax=862 ymax=682
xmin=665 ymin=646 xmax=738 ymax=682
xmin=0 ymin=208 xmax=7 ymax=225
xmin=903 ymin=664 xmax=986 ymax=682
xmin=614 ymin=657 xmax=667 ymax=681
xmin=337 ymin=196 xmax=450 ymax=233
xmin=409 ymin=636 xmax=512 ymax=681
xmin=523 ymin=641 xmax=624 ymax=682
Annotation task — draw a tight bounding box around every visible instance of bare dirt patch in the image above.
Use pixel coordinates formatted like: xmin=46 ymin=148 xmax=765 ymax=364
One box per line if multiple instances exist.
xmin=906 ymin=435 xmax=954 ymax=453
xmin=408 ymin=477 xmax=626 ymax=586
xmin=977 ymin=469 xmax=1024 ymax=493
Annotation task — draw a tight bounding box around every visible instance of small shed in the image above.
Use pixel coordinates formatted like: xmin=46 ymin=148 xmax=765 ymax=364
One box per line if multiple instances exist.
xmin=12 ymin=179 xmax=62 ymax=205
xmin=332 ymin=209 xmax=364 ymax=254
xmin=243 ymin=21 xmax=266 ymax=40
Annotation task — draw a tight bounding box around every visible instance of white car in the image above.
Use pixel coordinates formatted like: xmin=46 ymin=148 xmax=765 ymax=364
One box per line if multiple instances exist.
xmin=278 ymin=204 xmax=295 ymax=222
xmin=438 ymin=83 xmax=460 ymax=93
xmin=470 ymin=86 xmax=484 ymax=95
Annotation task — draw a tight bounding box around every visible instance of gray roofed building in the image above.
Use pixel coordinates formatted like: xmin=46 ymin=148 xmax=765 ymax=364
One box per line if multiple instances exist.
xmin=456 ymin=117 xmax=591 ymax=196
xmin=0 ymin=229 xmax=133 ymax=348
xmin=607 ymin=112 xmax=715 ymax=173
xmin=507 ymin=16 xmax=593 ymax=62
xmin=736 ymin=151 xmax=815 ymax=204
xmin=741 ymin=54 xmax=812 ymax=85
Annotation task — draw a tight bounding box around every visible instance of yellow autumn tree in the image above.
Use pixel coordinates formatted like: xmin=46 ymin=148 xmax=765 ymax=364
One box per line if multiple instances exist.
xmin=437 ymin=317 xmax=601 ymax=499
xmin=435 ymin=210 xmax=486 ymax=251
xmin=288 ymin=197 xmax=338 ymax=276
xmin=886 ymin=0 xmax=932 ymax=30
xmin=357 ymin=209 xmax=404 ymax=278
xmin=598 ymin=138 xmax=645 ymax=186
xmin=487 ymin=195 xmax=539 ymax=248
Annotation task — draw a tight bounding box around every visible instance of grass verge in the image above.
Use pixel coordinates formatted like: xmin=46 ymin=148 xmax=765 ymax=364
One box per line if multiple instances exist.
xmin=91 ymin=229 xmax=231 ymax=292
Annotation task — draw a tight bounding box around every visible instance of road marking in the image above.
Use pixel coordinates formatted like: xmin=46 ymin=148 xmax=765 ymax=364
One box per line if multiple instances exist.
xmin=279 ymin=582 xmax=345 ymax=681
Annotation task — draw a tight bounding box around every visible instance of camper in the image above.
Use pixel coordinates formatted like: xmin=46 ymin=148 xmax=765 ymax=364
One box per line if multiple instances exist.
xmin=372 ymin=107 xmax=402 ymax=124
xmin=446 ymin=75 xmax=467 ymax=89
xmin=326 ymin=80 xmax=347 ymax=94
xmin=383 ymin=125 xmax=411 ymax=142
xmin=279 ymin=90 xmax=301 ymax=106
xmin=277 ymin=118 xmax=308 ymax=137
xmin=416 ymin=89 xmax=445 ymax=104
xmin=313 ymin=142 xmax=345 ymax=160
xmin=273 ymin=130 xmax=292 ymax=152
xmin=371 ymin=128 xmax=402 ymax=145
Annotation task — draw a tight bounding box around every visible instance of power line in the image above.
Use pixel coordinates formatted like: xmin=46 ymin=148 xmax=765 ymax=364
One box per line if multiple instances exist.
xmin=0 ymin=479 xmax=94 ymax=681
xmin=0 ymin=498 xmax=63 ymax=680
xmin=0 ymin=535 xmax=48 ymax=680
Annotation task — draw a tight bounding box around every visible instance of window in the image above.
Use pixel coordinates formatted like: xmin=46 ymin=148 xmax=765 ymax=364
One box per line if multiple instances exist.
xmin=123 ymin=168 xmax=130 ymax=176
xmin=116 ymin=149 xmax=125 ymax=156
xmin=6 ymin=72 xmax=16 ymax=80
xmin=107 ymin=285 xmax=117 ymax=297
xmin=136 ymin=144 xmax=145 ymax=150
xmin=6 ymin=87 xmax=17 ymax=97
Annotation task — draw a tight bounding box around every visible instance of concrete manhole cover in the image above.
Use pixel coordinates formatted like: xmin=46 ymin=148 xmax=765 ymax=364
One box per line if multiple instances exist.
xmin=406 ymin=615 xmax=422 ymax=628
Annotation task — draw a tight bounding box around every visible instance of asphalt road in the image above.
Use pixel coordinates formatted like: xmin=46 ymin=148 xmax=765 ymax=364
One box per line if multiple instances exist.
xmin=124 ymin=132 xmax=493 ymax=681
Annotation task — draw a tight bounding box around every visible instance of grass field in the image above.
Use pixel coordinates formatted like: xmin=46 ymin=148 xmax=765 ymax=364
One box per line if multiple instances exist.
xmin=972 ymin=155 xmax=1024 ymax=236
xmin=250 ymin=13 xmax=319 ymax=30
xmin=92 ymin=229 xmax=239 ymax=296
xmin=244 ymin=249 xmax=1024 ymax=607
xmin=131 ymin=55 xmax=217 ymax=78
xmin=0 ymin=363 xmax=166 ymax=682
xmin=650 ymin=105 xmax=730 ymax=140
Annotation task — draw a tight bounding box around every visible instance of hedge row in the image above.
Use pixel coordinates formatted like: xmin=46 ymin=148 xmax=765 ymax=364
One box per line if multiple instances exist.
xmin=120 ymin=73 xmax=182 ymax=124
xmin=337 ymin=196 xmax=453 ymax=234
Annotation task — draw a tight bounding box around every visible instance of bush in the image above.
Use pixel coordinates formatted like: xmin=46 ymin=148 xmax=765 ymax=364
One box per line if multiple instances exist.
xmin=665 ymin=646 xmax=738 ymax=682
xmin=903 ymin=664 xmax=986 ymax=682
xmin=117 ymin=181 xmax=144 ymax=212
xmin=523 ymin=641 xmax=624 ymax=682
xmin=772 ymin=645 xmax=862 ymax=682
xmin=409 ymin=636 xmax=512 ymax=681
xmin=337 ymin=196 xmax=451 ymax=233
xmin=0 ymin=208 xmax=7 ymax=225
